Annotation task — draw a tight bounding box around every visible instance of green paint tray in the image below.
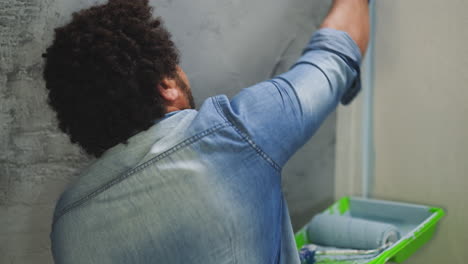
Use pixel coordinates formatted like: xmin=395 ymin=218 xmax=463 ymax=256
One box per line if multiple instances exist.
xmin=294 ymin=197 xmax=445 ymax=264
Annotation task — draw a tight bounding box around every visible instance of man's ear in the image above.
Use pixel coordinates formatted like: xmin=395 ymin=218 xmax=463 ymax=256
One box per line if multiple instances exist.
xmin=157 ymin=77 xmax=179 ymax=102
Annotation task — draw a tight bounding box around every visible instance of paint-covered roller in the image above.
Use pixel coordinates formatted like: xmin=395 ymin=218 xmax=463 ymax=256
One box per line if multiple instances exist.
xmin=306 ymin=214 xmax=400 ymax=250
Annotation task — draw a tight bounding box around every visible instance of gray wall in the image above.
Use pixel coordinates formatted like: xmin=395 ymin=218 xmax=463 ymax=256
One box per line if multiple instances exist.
xmin=336 ymin=1 xmax=468 ymax=263
xmin=0 ymin=0 xmax=334 ymax=262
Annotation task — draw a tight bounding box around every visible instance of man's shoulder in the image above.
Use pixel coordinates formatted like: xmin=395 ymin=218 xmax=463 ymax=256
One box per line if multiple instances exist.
xmin=52 ymin=96 xmax=234 ymax=224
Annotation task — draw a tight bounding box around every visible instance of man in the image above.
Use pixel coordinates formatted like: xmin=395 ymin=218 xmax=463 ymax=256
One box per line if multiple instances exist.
xmin=43 ymin=0 xmax=369 ymax=263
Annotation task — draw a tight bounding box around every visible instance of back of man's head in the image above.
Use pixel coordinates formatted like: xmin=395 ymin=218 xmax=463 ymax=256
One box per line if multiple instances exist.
xmin=43 ymin=0 xmax=179 ymax=157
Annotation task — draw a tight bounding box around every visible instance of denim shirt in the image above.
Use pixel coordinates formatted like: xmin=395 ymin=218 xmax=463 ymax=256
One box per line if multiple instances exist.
xmin=51 ymin=28 xmax=361 ymax=264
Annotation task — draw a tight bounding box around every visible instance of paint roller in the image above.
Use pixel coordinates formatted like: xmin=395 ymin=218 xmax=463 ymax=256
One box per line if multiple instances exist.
xmin=307 ymin=213 xmax=400 ymax=250
xmin=306 ymin=213 xmax=401 ymax=250
xmin=298 ymin=214 xmax=401 ymax=263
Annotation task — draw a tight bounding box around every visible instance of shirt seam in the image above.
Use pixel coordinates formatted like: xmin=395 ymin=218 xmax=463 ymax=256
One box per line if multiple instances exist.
xmin=212 ymin=96 xmax=282 ymax=172
xmin=52 ymin=121 xmax=231 ymax=226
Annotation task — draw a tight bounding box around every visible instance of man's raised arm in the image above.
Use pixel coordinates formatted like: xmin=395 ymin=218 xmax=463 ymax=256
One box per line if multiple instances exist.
xmin=223 ymin=1 xmax=370 ymax=167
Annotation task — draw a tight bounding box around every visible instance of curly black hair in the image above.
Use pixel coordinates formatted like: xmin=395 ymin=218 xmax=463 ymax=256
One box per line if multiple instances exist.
xmin=43 ymin=0 xmax=180 ymax=157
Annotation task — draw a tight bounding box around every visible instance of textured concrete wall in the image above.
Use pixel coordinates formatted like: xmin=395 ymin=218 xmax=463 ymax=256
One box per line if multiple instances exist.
xmin=0 ymin=0 xmax=333 ymax=262
xmin=336 ymin=1 xmax=468 ymax=263
xmin=0 ymin=1 xmax=94 ymax=263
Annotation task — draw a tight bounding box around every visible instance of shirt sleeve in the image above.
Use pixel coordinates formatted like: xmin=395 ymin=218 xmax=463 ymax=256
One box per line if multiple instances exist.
xmin=216 ymin=28 xmax=362 ymax=168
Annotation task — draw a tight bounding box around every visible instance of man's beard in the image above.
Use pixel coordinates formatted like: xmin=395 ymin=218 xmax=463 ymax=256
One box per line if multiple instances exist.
xmin=186 ymin=88 xmax=196 ymax=109
xmin=176 ymin=75 xmax=196 ymax=109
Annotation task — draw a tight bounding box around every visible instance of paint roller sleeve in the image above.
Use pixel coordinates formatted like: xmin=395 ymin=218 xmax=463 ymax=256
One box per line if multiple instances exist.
xmin=306 ymin=214 xmax=400 ymax=250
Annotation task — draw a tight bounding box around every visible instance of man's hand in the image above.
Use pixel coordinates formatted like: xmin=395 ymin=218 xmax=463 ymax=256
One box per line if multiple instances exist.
xmin=320 ymin=0 xmax=370 ymax=55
